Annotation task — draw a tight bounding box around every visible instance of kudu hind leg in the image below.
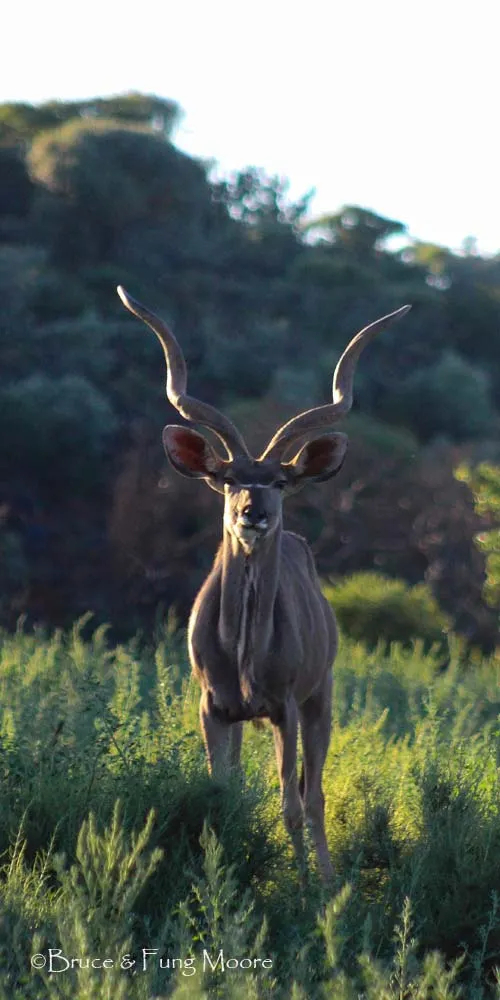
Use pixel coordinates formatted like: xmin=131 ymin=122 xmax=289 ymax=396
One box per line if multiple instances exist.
xmin=230 ymin=722 xmax=243 ymax=770
xmin=272 ymin=699 xmax=305 ymax=878
xmin=299 ymin=673 xmax=334 ymax=882
xmin=199 ymin=691 xmax=232 ymax=779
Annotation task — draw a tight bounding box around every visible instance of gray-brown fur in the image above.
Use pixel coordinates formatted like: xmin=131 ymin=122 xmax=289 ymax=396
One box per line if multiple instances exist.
xmin=189 ymin=527 xmax=337 ymax=723
xmin=117 ymin=286 xmax=411 ymax=882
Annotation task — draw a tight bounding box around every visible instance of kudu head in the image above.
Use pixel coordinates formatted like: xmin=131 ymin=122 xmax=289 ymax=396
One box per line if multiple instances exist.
xmin=117 ymin=287 xmax=411 ymax=555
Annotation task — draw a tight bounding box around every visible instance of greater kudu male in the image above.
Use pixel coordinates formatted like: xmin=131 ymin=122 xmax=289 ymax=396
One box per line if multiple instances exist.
xmin=117 ymin=286 xmax=410 ymax=881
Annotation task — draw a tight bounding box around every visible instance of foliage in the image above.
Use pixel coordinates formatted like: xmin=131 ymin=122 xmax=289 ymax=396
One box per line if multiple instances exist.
xmin=0 ymin=527 xmax=29 ymax=621
xmin=0 ymin=93 xmax=180 ymax=145
xmin=29 ymin=118 xmax=209 ymax=267
xmin=391 ymin=350 xmax=497 ymax=443
xmin=1 ymin=624 xmax=500 ymax=996
xmin=0 ymin=373 xmax=117 ymax=492
xmin=214 ymin=166 xmax=312 ymax=228
xmin=323 ymin=571 xmax=451 ymax=650
xmin=0 ymin=147 xmax=34 ymax=218
xmin=0 ymin=92 xmax=499 ymax=640
xmin=305 ymin=204 xmax=407 ymax=259
xmin=456 ymin=462 xmax=500 ymax=610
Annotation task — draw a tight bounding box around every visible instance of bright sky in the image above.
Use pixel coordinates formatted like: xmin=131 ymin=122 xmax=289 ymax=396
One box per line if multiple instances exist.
xmin=4 ymin=0 xmax=499 ymax=254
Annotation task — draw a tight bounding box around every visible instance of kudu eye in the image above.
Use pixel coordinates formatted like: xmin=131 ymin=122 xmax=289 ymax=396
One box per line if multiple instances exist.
xmin=224 ymin=476 xmax=236 ymax=487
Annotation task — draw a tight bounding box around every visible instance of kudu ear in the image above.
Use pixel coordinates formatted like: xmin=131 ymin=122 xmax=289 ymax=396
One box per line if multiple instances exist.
xmin=283 ymin=433 xmax=348 ymax=486
xmin=162 ymin=426 xmax=225 ymax=490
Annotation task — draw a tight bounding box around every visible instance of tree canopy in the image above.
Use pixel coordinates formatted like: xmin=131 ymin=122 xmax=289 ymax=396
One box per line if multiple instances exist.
xmin=1 ymin=92 xmax=499 ymax=644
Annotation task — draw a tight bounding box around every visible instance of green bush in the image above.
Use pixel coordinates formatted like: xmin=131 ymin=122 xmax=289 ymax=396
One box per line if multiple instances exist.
xmin=0 ymin=373 xmax=117 ymax=490
xmin=393 ymin=350 xmax=497 ymax=443
xmin=2 ymin=624 xmax=500 ymax=996
xmin=323 ymin=571 xmax=450 ymax=650
xmin=27 ymin=270 xmax=87 ymax=321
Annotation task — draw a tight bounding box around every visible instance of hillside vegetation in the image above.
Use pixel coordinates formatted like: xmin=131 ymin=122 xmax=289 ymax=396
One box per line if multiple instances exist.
xmin=1 ymin=623 xmax=500 ymax=997
xmin=1 ymin=92 xmax=500 ymax=646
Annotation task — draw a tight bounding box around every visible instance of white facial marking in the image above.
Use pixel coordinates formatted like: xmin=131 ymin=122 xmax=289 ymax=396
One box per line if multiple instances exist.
xmin=230 ymin=483 xmax=271 ymax=489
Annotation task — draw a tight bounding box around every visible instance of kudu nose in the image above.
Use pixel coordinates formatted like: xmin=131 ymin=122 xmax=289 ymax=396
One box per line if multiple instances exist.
xmin=241 ymin=503 xmax=267 ymax=527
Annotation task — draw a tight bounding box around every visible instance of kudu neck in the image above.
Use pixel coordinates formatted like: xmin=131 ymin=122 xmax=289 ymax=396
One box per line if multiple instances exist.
xmin=218 ymin=523 xmax=282 ymax=650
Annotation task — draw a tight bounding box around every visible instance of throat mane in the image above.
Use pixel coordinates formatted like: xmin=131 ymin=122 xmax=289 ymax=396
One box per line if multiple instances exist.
xmin=237 ymin=559 xmax=258 ymax=702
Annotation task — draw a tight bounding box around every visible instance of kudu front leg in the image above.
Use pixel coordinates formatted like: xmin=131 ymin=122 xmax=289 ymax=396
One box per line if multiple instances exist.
xmin=199 ymin=691 xmax=242 ymax=779
xmin=272 ymin=698 xmax=305 ymax=879
xmin=299 ymin=673 xmax=334 ymax=883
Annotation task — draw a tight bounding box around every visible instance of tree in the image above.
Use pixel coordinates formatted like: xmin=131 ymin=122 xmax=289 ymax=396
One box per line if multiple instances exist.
xmin=0 ymin=87 xmax=500 ymax=638
xmin=70 ymin=93 xmax=180 ymax=136
xmin=29 ymin=119 xmax=209 ymax=266
xmin=0 ymin=147 xmax=34 ymax=219
xmin=304 ymin=205 xmax=407 ymax=261
xmin=213 ymin=167 xmax=312 ymax=228
xmin=403 ymin=241 xmax=452 ymax=289
xmin=456 ymin=463 xmax=500 ymax=611
xmin=0 ymin=374 xmax=117 ymax=494
xmin=0 ymin=103 xmax=58 ymax=146
xmin=0 ymin=93 xmax=180 ymax=146
xmin=392 ymin=351 xmax=497 ymax=443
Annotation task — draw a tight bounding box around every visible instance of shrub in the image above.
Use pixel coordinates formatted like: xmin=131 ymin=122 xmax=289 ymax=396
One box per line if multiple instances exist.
xmin=0 ymin=373 xmax=117 ymax=491
xmin=393 ymin=350 xmax=497 ymax=443
xmin=323 ymin=571 xmax=450 ymax=649
xmin=2 ymin=623 xmax=500 ymax=995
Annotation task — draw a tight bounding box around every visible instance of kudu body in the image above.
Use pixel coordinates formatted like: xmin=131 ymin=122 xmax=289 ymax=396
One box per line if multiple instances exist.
xmin=118 ymin=286 xmax=410 ymax=881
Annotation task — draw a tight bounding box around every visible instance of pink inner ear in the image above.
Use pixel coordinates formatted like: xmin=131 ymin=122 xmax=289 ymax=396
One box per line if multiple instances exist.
xmin=170 ymin=428 xmax=210 ymax=473
xmin=302 ymin=439 xmax=336 ymax=476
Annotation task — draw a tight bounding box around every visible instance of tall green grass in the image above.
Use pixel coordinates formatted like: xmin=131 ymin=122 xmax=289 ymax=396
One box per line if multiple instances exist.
xmin=1 ymin=619 xmax=500 ymax=997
